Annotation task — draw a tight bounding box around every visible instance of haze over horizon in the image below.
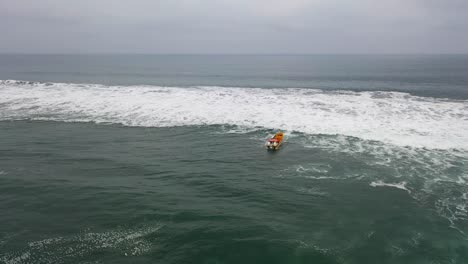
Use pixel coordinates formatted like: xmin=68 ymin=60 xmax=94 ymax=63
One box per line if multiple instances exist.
xmin=1 ymin=0 xmax=467 ymax=54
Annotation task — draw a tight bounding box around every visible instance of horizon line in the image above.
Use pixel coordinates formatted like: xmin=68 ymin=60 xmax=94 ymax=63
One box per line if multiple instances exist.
xmin=1 ymin=52 xmax=468 ymax=56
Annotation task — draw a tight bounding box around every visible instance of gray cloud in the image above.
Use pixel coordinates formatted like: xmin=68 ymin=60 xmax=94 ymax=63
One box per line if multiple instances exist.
xmin=1 ymin=0 xmax=467 ymax=53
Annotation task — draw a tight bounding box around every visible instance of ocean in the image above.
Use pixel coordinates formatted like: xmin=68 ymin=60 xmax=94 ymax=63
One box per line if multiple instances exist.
xmin=0 ymin=54 xmax=467 ymax=264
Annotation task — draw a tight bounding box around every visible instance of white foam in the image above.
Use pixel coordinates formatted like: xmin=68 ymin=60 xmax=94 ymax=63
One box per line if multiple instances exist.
xmin=1 ymin=80 xmax=467 ymax=150
xmin=370 ymin=180 xmax=411 ymax=193
xmin=286 ymin=136 xmax=468 ymax=233
xmin=295 ymin=164 xmax=330 ymax=174
xmin=0 ymin=224 xmax=161 ymax=264
xmin=435 ymin=197 xmax=468 ymax=234
xmin=296 ymin=187 xmax=328 ymax=196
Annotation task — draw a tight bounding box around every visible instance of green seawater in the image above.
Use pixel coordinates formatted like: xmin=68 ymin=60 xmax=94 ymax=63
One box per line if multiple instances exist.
xmin=1 ymin=121 xmax=467 ymax=264
xmin=1 ymin=54 xmax=467 ymax=263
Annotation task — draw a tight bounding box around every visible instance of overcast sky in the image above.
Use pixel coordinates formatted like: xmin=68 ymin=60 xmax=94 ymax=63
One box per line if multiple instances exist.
xmin=1 ymin=0 xmax=467 ymax=54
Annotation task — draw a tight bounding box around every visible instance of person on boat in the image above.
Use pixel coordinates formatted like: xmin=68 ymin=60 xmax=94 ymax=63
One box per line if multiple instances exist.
xmin=273 ymin=132 xmax=283 ymax=140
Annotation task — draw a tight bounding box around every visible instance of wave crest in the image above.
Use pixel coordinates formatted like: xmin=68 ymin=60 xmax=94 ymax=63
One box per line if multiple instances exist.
xmin=1 ymin=80 xmax=467 ymax=150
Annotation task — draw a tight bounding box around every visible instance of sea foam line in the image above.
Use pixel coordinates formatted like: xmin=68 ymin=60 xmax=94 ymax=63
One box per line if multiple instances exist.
xmin=370 ymin=181 xmax=411 ymax=194
xmin=0 ymin=224 xmax=161 ymax=264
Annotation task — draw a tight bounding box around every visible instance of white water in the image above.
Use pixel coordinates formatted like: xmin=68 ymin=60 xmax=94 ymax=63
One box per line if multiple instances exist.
xmin=370 ymin=180 xmax=411 ymax=193
xmin=286 ymin=134 xmax=468 ymax=234
xmin=0 ymin=225 xmax=161 ymax=264
xmin=1 ymin=80 xmax=467 ymax=150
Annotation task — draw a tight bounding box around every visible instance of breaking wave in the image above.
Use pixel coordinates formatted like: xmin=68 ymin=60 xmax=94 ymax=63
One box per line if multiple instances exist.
xmin=1 ymin=80 xmax=467 ymax=150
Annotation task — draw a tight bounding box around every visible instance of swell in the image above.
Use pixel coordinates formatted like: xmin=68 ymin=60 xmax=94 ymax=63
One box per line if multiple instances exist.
xmin=1 ymin=80 xmax=467 ymax=150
